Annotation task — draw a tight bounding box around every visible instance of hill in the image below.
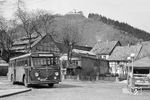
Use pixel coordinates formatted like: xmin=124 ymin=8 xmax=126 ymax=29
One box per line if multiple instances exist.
xmin=88 ymin=13 xmax=150 ymax=44
xmin=53 ymin=13 xmax=149 ymax=46
xmin=11 ymin=12 xmax=150 ymax=47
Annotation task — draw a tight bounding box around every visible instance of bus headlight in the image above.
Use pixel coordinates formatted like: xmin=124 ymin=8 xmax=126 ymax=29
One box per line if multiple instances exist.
xmin=54 ymin=77 xmax=57 ymax=79
xmin=55 ymin=72 xmax=59 ymax=76
xmin=35 ymin=72 xmax=39 ymax=77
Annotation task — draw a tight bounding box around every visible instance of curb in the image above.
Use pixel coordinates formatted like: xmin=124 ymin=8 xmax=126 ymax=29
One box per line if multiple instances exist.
xmin=122 ymin=88 xmax=130 ymax=94
xmin=0 ymin=88 xmax=31 ymax=98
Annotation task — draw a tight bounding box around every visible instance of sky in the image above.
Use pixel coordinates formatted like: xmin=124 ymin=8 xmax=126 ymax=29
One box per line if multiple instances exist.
xmin=1 ymin=0 xmax=150 ymax=32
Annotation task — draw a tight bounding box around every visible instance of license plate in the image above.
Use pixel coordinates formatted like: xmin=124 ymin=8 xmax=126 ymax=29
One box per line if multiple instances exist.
xmin=136 ymin=80 xmax=143 ymax=83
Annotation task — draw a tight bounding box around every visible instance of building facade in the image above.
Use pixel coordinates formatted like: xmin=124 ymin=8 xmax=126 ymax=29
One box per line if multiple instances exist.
xmin=11 ymin=34 xmax=61 ymax=56
xmin=108 ymin=45 xmax=142 ymax=77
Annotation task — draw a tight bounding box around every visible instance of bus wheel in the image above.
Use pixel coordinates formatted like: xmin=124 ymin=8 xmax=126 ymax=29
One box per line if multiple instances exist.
xmin=48 ymin=83 xmax=54 ymax=87
xmin=11 ymin=74 xmax=15 ymax=84
xmin=23 ymin=76 xmax=29 ymax=87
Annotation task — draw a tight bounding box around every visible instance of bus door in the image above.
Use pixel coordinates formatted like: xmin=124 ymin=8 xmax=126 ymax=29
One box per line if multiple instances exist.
xmin=24 ymin=57 xmax=31 ymax=83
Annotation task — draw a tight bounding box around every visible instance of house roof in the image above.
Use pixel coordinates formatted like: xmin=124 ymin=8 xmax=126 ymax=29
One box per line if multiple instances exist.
xmin=90 ymin=41 xmax=120 ymax=55
xmin=73 ymin=45 xmax=92 ymax=51
xmin=127 ymin=57 xmax=150 ymax=68
xmin=55 ymin=42 xmax=92 ymax=54
xmin=0 ymin=58 xmax=8 ymax=66
xmin=72 ymin=49 xmax=98 ymax=60
xmin=136 ymin=41 xmax=150 ymax=60
xmin=108 ymin=45 xmax=142 ymax=61
xmin=11 ymin=34 xmax=45 ymax=52
xmin=59 ymin=54 xmax=80 ymax=61
xmin=72 ymin=49 xmax=95 ymax=56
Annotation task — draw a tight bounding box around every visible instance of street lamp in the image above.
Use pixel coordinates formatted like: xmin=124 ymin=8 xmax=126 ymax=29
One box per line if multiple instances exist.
xmin=130 ymin=53 xmax=135 ymax=78
xmin=127 ymin=53 xmax=135 ymax=88
xmin=127 ymin=56 xmax=131 ymax=87
xmin=130 ymin=53 xmax=135 ymax=87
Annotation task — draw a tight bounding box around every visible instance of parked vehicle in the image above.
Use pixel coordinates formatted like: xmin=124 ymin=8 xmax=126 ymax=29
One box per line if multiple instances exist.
xmin=127 ymin=67 xmax=150 ymax=89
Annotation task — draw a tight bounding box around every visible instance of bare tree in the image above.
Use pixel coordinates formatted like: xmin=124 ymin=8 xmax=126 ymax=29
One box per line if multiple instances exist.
xmin=61 ymin=20 xmax=82 ymax=64
xmin=31 ymin=10 xmax=57 ymax=39
xmin=0 ymin=17 xmax=12 ymax=62
xmin=15 ymin=0 xmax=57 ymax=52
xmin=15 ymin=0 xmax=36 ymax=52
xmin=0 ymin=17 xmax=7 ymax=31
xmin=7 ymin=19 xmax=18 ymax=40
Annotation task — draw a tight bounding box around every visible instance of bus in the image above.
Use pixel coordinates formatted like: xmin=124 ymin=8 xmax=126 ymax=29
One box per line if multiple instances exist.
xmin=8 ymin=52 xmax=61 ymax=87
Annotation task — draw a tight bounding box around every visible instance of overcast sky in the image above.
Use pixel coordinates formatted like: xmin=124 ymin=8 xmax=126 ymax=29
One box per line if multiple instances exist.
xmin=1 ymin=0 xmax=150 ymax=32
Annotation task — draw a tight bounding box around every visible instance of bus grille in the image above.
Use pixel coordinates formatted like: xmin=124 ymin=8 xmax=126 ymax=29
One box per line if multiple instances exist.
xmin=30 ymin=68 xmax=55 ymax=81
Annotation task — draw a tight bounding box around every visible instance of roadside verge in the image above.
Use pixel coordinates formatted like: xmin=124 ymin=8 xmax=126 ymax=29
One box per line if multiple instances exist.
xmin=0 ymin=88 xmax=31 ymax=98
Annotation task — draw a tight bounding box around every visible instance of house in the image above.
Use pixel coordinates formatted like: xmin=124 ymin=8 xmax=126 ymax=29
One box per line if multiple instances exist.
xmin=90 ymin=41 xmax=121 ymax=60
xmin=108 ymin=45 xmax=142 ymax=77
xmin=71 ymin=52 xmax=109 ymax=80
xmin=59 ymin=48 xmax=94 ymax=77
xmin=0 ymin=58 xmax=9 ymax=76
xmin=11 ymin=34 xmax=61 ymax=56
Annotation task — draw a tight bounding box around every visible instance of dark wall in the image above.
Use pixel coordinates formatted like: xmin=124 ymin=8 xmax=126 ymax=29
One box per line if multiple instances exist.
xmin=0 ymin=66 xmax=8 ymax=76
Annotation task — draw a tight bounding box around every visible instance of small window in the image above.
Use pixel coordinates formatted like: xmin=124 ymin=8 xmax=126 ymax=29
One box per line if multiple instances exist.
xmin=134 ymin=69 xmax=149 ymax=74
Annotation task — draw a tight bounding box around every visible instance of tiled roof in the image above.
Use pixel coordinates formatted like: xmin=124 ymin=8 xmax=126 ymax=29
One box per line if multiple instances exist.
xmin=72 ymin=49 xmax=95 ymax=55
xmin=90 ymin=41 xmax=120 ymax=55
xmin=136 ymin=41 xmax=150 ymax=60
xmin=73 ymin=45 xmax=92 ymax=51
xmin=108 ymin=45 xmax=142 ymax=61
xmin=127 ymin=57 xmax=150 ymax=67
xmin=11 ymin=35 xmax=43 ymax=52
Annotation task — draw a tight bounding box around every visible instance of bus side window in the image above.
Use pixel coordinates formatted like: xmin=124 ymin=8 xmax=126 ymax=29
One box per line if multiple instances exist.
xmin=53 ymin=58 xmax=57 ymax=65
xmin=12 ymin=61 xmax=15 ymax=67
xmin=9 ymin=62 xmax=11 ymax=67
xmin=16 ymin=60 xmax=19 ymax=66
xmin=47 ymin=58 xmax=50 ymax=65
xmin=41 ymin=59 xmax=44 ymax=65
xmin=50 ymin=58 xmax=53 ymax=65
xmin=43 ymin=59 xmax=46 ymax=65
xmin=24 ymin=58 xmax=28 ymax=67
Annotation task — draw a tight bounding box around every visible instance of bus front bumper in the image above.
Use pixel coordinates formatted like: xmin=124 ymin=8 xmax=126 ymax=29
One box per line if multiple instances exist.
xmin=29 ymin=79 xmax=61 ymax=85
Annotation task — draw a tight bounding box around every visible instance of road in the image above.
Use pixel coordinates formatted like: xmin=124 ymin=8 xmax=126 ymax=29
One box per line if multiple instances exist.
xmin=1 ymin=79 xmax=150 ymax=100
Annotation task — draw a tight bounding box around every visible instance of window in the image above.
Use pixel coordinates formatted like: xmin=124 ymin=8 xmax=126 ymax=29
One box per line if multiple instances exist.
xmin=134 ymin=68 xmax=149 ymax=74
xmin=32 ymin=57 xmax=57 ymax=67
xmin=15 ymin=58 xmax=28 ymax=67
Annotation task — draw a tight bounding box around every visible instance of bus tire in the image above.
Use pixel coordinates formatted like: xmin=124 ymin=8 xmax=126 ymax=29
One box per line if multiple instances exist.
xmin=11 ymin=74 xmax=15 ymax=85
xmin=23 ymin=75 xmax=29 ymax=87
xmin=48 ymin=83 xmax=54 ymax=87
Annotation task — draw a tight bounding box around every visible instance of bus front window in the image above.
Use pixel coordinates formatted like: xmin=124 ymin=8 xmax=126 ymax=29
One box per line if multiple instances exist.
xmin=32 ymin=57 xmax=56 ymax=67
